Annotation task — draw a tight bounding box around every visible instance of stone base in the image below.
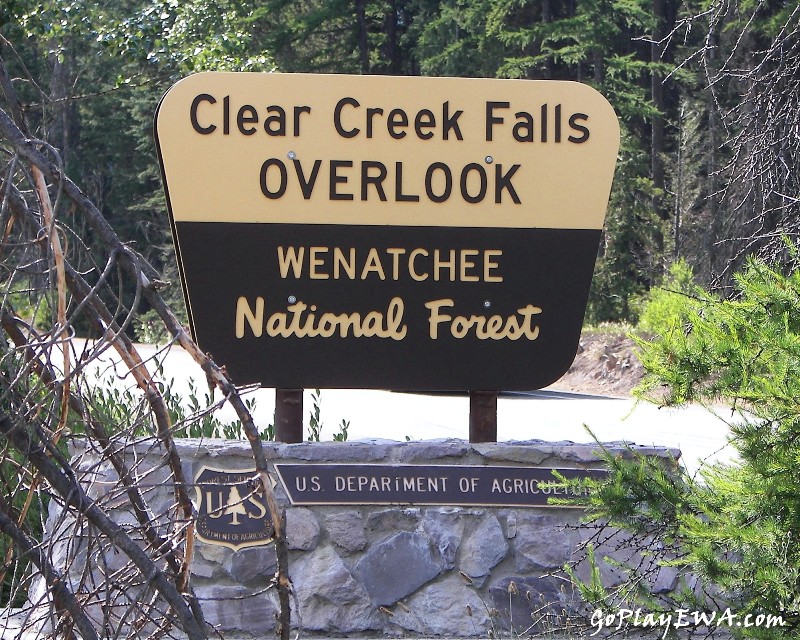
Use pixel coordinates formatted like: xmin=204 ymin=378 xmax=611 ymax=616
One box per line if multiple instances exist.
xmin=35 ymin=438 xmax=679 ymax=638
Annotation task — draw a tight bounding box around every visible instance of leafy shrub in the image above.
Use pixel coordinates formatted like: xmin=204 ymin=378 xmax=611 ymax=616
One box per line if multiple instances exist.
xmin=307 ymin=388 xmax=350 ymax=442
xmin=87 ymin=373 xmax=270 ymax=440
xmin=88 ymin=375 xmax=348 ymax=442
xmin=635 ymin=258 xmax=698 ymax=336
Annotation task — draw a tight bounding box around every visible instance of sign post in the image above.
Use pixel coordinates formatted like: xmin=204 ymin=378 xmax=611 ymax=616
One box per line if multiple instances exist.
xmin=469 ymin=391 xmax=498 ymax=443
xmin=274 ymin=388 xmax=303 ymax=443
xmin=155 ymin=73 xmax=619 ymax=432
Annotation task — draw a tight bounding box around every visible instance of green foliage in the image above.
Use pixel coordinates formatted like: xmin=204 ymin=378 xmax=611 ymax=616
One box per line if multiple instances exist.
xmin=166 ymin=378 xmax=269 ymax=439
xmin=133 ymin=308 xmax=171 ymax=344
xmin=333 ymin=418 xmax=350 ymax=442
xmin=307 ymin=389 xmax=350 ymax=442
xmin=87 ymin=373 xmax=271 ymax=440
xmin=307 ymin=388 xmax=323 ymax=442
xmin=586 ymin=140 xmax=669 ymax=324
xmin=635 ymin=258 xmax=698 ymax=336
xmin=574 ymin=254 xmax=800 ymax=637
xmin=637 ymin=253 xmax=800 ymax=407
xmin=87 ymin=380 xmax=351 ymax=443
xmin=0 ymin=277 xmax=52 ymax=331
xmin=565 ymin=544 xmax=606 ymax=604
xmin=410 ymin=0 xmax=680 ymax=325
xmin=414 ymin=0 xmax=503 ymax=77
xmin=0 ymin=450 xmax=46 ymax=608
xmin=581 ymin=319 xmax=635 ymax=337
xmin=249 ymin=0 xmax=418 ymax=75
xmin=0 ymin=424 xmax=49 ymax=608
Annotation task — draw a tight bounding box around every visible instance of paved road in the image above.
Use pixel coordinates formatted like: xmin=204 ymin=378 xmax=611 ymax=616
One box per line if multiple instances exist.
xmin=75 ymin=340 xmax=738 ymax=476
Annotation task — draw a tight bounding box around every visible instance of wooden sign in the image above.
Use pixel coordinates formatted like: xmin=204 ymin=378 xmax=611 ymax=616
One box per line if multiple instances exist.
xmin=156 ymin=73 xmax=619 ymax=390
xmin=275 ymin=464 xmax=606 ymax=508
xmin=194 ymin=466 xmax=273 ymax=550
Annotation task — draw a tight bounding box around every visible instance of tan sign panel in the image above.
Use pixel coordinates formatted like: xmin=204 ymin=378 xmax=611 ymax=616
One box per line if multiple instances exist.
xmin=156 ymin=73 xmax=619 ymax=391
xmin=156 ymin=72 xmax=618 ymax=229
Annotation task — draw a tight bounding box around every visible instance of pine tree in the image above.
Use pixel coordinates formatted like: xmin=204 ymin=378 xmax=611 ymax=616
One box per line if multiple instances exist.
xmin=224 ymin=486 xmax=247 ymax=526
xmin=575 ymin=251 xmax=800 ymax=637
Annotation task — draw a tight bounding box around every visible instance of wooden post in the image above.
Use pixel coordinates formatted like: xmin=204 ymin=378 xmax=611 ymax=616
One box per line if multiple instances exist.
xmin=469 ymin=391 xmax=498 ymax=443
xmin=275 ymin=389 xmax=303 ymax=443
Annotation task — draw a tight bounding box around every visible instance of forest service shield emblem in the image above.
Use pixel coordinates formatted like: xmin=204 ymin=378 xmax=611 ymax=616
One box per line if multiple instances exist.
xmin=194 ymin=466 xmax=274 ymax=550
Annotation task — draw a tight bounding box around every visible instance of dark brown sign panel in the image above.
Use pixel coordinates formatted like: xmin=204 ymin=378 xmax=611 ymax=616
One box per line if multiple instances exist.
xmin=176 ymin=224 xmax=599 ymax=389
xmin=194 ymin=466 xmax=273 ymax=550
xmin=155 ymin=73 xmax=619 ymax=390
xmin=275 ymin=464 xmax=606 ymax=508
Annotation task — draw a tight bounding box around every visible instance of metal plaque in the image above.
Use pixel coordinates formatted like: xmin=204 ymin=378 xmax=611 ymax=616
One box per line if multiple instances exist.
xmin=275 ymin=464 xmax=606 ymax=508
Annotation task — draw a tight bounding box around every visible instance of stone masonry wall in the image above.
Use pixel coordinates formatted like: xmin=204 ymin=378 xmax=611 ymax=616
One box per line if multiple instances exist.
xmin=40 ymin=438 xmax=680 ymax=638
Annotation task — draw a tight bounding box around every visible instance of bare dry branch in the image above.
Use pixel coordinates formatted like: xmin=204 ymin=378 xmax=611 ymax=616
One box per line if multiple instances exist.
xmin=0 ymin=44 xmax=291 ymax=638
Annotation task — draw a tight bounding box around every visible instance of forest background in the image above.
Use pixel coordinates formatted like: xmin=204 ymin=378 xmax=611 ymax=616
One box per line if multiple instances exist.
xmin=3 ymin=0 xmax=798 ymax=334
xmin=1 ymin=1 xmax=800 ymax=639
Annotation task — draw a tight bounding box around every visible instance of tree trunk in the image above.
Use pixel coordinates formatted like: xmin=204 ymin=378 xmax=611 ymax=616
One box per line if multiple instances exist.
xmin=356 ymin=0 xmax=369 ymax=73
xmin=384 ymin=0 xmax=400 ymax=73
xmin=651 ymin=0 xmax=666 ymax=218
xmin=542 ymin=0 xmax=554 ymax=79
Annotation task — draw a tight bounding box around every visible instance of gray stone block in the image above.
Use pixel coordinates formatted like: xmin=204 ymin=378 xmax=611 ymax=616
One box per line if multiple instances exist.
xmin=652 ymin=566 xmax=679 ymax=593
xmin=277 ymin=442 xmax=390 ymax=462
xmin=558 ymin=445 xmax=606 ymax=463
xmin=325 ymin=511 xmax=367 ymax=552
xmin=50 ymin=439 xmax=686 ymax=639
xmin=489 ymin=575 xmax=574 ymax=633
xmin=393 ymin=439 xmax=471 ymax=462
xmin=196 ymin=540 xmax=231 ymax=565
xmin=474 ymin=443 xmax=555 ymax=465
xmin=515 ymin=515 xmax=575 ymax=571
xmin=226 ymin=545 xmax=277 ymax=583
xmin=502 ymin=511 xmax=518 ymax=539
xmin=365 ymin=508 xmax=420 ymax=537
xmin=292 ymin=545 xmax=378 ymax=632
xmin=143 ymin=493 xmax=174 ymax=526
xmin=95 ymin=542 xmax=132 ymax=577
xmin=82 ymin=461 xmax=117 ymax=499
xmin=356 ymin=531 xmax=442 ymax=605
xmin=190 ymin=554 xmax=219 ymax=579
xmin=623 ymin=444 xmax=682 ymax=461
xmin=420 ymin=509 xmax=465 ymax=570
xmin=459 ymin=514 xmax=508 ymax=584
xmin=196 ymin=584 xmax=278 ymax=633
xmin=182 ymin=439 xmax=279 ymax=461
xmin=571 ymin=528 xmax=637 ymax=589
xmin=389 ymin=574 xmax=489 ymax=636
xmin=286 ymin=507 xmax=321 ymax=551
